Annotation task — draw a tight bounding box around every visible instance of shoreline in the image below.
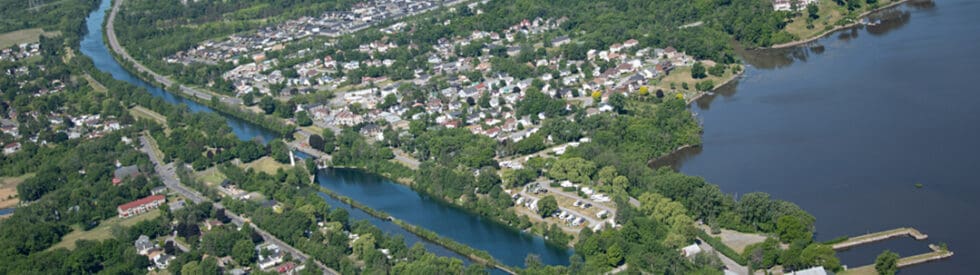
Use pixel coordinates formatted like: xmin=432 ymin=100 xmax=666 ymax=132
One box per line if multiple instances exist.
xmin=315 ymin=184 xmax=517 ymax=274
xmin=769 ymin=0 xmax=911 ymax=49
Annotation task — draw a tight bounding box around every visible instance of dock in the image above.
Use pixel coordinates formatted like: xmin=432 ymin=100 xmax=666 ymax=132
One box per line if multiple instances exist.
xmin=843 ymin=244 xmax=953 ymax=274
xmin=832 ymin=227 xmax=928 ymax=250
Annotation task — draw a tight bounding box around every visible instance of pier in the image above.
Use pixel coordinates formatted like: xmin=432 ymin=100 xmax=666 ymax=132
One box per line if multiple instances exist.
xmin=832 ymin=227 xmax=928 ymax=250
xmin=843 ymin=244 xmax=953 ymax=274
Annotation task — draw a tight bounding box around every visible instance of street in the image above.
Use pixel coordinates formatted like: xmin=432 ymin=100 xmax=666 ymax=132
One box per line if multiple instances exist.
xmin=139 ymin=136 xmax=338 ymax=274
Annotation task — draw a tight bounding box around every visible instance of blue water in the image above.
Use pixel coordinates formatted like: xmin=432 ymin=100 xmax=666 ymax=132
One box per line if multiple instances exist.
xmin=0 ymin=208 xmax=12 ymax=216
xmin=80 ymin=0 xmax=570 ymax=269
xmin=79 ymin=0 xmax=278 ymax=143
xmin=317 ymin=168 xmax=573 ymax=268
xmin=674 ymin=1 xmax=976 ymax=273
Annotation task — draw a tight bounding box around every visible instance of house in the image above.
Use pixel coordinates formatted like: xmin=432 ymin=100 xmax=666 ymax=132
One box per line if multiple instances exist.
xmin=3 ymin=142 xmax=20 ymax=155
xmin=257 ymin=243 xmax=284 ymax=270
xmin=787 ymin=266 xmax=829 ymax=275
xmin=151 ymin=186 xmax=168 ymax=195
xmin=623 ymin=39 xmax=639 ymax=49
xmin=681 ymin=243 xmax=702 ymax=257
xmin=117 ymin=195 xmax=166 ymax=218
xmin=551 ymin=36 xmax=570 ymax=47
xmin=773 ymin=0 xmax=818 ymax=11
xmin=153 ymin=253 xmax=175 ymax=269
xmin=135 ymin=235 xmax=155 ymax=255
xmin=113 ymin=165 xmax=140 ymax=185
xmin=277 ymin=262 xmax=297 ymax=273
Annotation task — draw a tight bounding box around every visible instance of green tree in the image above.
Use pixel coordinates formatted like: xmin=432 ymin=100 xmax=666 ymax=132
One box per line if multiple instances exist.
xmin=260 ymin=96 xmax=276 ymax=114
xmin=295 ymin=111 xmax=313 ymax=126
xmin=232 ymin=239 xmax=256 ymax=266
xmin=242 ymin=92 xmax=255 ymax=106
xmin=800 ymin=243 xmax=841 ymax=271
xmin=270 ymin=140 xmax=291 ymax=163
xmin=606 ymin=243 xmax=624 ymax=267
xmin=691 ymin=62 xmax=707 ymax=79
xmin=875 ymin=250 xmax=899 ymax=275
xmin=597 ymin=166 xmax=618 ymax=185
xmin=776 ymin=215 xmax=811 ymax=243
xmin=709 ymin=64 xmax=726 ymax=77
xmin=537 ymin=195 xmax=559 ymax=217
xmin=547 ymin=157 xmax=596 ymax=183
xmin=807 ymin=3 xmax=820 ymax=19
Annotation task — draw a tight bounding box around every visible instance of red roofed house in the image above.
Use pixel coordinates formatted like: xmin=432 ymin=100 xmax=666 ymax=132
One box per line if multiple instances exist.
xmin=118 ymin=195 xmax=166 ymax=218
xmin=277 ymin=262 xmax=297 ymax=273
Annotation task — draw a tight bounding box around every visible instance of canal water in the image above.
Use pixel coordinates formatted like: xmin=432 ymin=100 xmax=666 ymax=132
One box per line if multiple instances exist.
xmin=666 ymin=0 xmax=978 ymax=273
xmin=80 ymin=0 xmax=570 ymax=268
xmin=317 ymin=168 xmax=572 ymax=267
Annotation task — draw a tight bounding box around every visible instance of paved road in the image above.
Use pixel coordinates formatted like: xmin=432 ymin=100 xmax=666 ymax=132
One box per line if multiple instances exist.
xmin=106 ymin=0 xmax=241 ymax=106
xmin=139 ymin=136 xmax=338 ymax=274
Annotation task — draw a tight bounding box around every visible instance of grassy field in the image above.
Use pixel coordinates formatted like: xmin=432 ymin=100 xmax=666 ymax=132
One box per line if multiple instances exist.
xmin=196 ymin=167 xmax=227 ymax=186
xmin=240 ymin=156 xmax=291 ymax=175
xmin=0 ymin=173 xmax=34 ymax=209
xmin=83 ymin=74 xmax=108 ymax=93
xmin=49 ymin=209 xmax=161 ymax=250
xmin=0 ymin=28 xmax=59 ymax=49
xmin=653 ymin=64 xmax=737 ymax=100
xmin=784 ymin=0 xmax=903 ymax=42
xmin=130 ymin=106 xmax=168 ymax=127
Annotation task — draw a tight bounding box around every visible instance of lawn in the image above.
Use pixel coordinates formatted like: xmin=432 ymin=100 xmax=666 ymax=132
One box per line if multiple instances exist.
xmin=196 ymin=167 xmax=227 ymax=186
xmin=240 ymin=156 xmax=291 ymax=175
xmin=0 ymin=173 xmax=34 ymax=209
xmin=783 ymin=0 xmax=903 ymax=42
xmin=0 ymin=28 xmax=44 ymax=48
xmin=83 ymin=74 xmax=108 ymax=93
xmin=49 ymin=209 xmax=161 ymax=250
xmin=653 ymin=64 xmax=738 ymax=100
xmin=130 ymin=106 xmax=168 ymax=126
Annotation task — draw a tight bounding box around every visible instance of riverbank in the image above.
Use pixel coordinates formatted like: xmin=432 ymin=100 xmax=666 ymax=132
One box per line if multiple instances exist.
xmin=101 ymin=0 xmax=293 ymax=138
xmin=770 ymin=0 xmax=910 ymax=49
xmin=316 ymin=185 xmax=517 ymax=274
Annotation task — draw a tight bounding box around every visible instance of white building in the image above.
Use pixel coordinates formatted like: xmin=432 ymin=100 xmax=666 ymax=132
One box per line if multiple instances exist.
xmin=773 ymin=0 xmax=818 ymax=11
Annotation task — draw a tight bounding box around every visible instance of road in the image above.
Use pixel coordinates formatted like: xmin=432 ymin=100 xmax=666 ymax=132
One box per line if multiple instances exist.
xmin=139 ymin=136 xmax=338 ymax=274
xmin=106 ymin=0 xmax=241 ymax=106
xmin=540 ymin=184 xmax=616 ymax=215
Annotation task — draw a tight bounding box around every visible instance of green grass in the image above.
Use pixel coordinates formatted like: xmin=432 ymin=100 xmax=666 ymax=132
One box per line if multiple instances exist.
xmin=49 ymin=209 xmax=161 ymax=250
xmin=0 ymin=173 xmax=34 ymax=209
xmin=130 ymin=106 xmax=168 ymax=126
xmin=240 ymin=156 xmax=290 ymax=175
xmin=783 ymin=0 xmax=903 ymax=42
xmin=196 ymin=168 xmax=227 ymax=186
xmin=0 ymin=28 xmax=44 ymax=49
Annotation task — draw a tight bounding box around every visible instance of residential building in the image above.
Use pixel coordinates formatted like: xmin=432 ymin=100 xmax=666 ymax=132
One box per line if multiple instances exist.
xmin=117 ymin=195 xmax=166 ymax=218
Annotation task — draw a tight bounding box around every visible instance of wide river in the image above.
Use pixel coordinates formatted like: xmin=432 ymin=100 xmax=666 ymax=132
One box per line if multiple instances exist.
xmin=666 ymin=0 xmax=978 ymax=273
xmin=80 ymin=0 xmax=569 ymax=268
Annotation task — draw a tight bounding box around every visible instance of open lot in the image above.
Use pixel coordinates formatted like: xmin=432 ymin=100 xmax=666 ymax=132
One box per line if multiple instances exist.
xmin=0 ymin=173 xmax=34 ymax=209
xmin=49 ymin=209 xmax=161 ymax=250
xmin=0 ymin=28 xmax=59 ymax=49
xmin=240 ymin=156 xmax=291 ymax=175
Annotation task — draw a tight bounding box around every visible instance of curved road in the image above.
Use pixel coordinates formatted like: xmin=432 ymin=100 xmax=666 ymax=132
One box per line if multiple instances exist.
xmin=105 ymin=0 xmax=241 ymax=105
xmin=139 ymin=136 xmax=338 ymax=274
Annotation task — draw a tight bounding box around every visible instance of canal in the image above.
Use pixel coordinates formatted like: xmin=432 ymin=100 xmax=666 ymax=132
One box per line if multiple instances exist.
xmin=81 ymin=0 xmax=570 ymax=268
xmin=665 ymin=1 xmax=976 ymax=273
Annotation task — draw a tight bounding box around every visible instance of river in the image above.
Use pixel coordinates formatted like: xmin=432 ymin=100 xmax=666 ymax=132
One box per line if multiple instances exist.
xmin=664 ymin=0 xmax=978 ymax=273
xmin=80 ymin=0 xmax=570 ymax=268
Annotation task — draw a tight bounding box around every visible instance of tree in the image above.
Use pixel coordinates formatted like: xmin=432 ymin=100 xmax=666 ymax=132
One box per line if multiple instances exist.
xmin=800 ymin=243 xmax=841 ymax=271
xmin=321 ymin=128 xmax=336 ymax=154
xmin=547 ymin=157 xmax=596 ymax=183
xmin=608 ymin=93 xmax=627 ymax=114
xmin=709 ymin=64 xmax=726 ymax=77
xmin=242 ymin=92 xmax=255 ymax=106
xmin=597 ymin=166 xmax=618 ymax=185
xmin=638 ymin=86 xmax=649 ymax=96
xmin=270 ymin=140 xmax=291 ymax=163
xmin=875 ymin=250 xmax=899 ymax=275
xmin=691 ymin=62 xmax=707 ymax=79
xmin=776 ymin=215 xmax=811 ymax=243
xmin=309 ymin=134 xmax=324 ymax=151
xmin=260 ymin=96 xmax=276 ymax=114
xmin=591 ymin=90 xmax=602 ymax=102
xmin=232 ymin=239 xmax=256 ymax=266
xmin=606 ymin=243 xmax=624 ymax=267
xmin=807 ymin=3 xmax=820 ymax=19
xmin=296 ymin=111 xmax=312 ymax=126
xmin=537 ymin=195 xmax=559 ymax=217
